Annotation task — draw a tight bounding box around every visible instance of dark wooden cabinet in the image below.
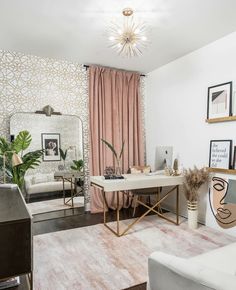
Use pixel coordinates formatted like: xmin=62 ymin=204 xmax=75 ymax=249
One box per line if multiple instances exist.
xmin=0 ymin=185 xmax=32 ymax=289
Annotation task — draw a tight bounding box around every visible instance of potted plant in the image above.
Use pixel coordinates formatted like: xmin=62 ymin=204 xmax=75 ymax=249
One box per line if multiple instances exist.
xmin=71 ymin=159 xmax=84 ymax=187
xmin=183 ymin=166 xmax=209 ymax=229
xmin=70 ymin=159 xmax=84 ymax=172
xmin=0 ymin=130 xmax=43 ymax=189
xmin=101 ymin=139 xmax=125 ymax=176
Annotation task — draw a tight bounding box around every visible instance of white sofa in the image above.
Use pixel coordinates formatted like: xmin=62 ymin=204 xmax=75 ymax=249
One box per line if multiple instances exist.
xmin=148 ymin=242 xmax=236 ymax=290
xmin=24 ymin=173 xmax=71 ymax=198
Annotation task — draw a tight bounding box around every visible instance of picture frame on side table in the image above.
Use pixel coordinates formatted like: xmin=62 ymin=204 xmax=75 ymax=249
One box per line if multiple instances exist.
xmin=41 ymin=133 xmax=61 ymax=161
xmin=209 ymin=140 xmax=232 ymax=169
xmin=207 ymin=82 xmax=232 ymax=119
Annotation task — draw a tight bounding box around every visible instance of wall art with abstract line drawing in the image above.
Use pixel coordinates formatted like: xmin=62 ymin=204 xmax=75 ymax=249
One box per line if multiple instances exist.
xmin=209 ymin=176 xmax=236 ymax=229
xmin=207 ymin=81 xmax=232 ymax=119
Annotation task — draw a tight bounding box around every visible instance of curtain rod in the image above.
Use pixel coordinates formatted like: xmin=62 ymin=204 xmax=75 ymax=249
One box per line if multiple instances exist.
xmin=83 ymin=65 xmax=145 ymax=77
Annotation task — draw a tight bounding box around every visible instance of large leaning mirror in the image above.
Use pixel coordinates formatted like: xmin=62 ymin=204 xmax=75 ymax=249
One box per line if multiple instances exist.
xmin=10 ymin=112 xmax=84 ymax=218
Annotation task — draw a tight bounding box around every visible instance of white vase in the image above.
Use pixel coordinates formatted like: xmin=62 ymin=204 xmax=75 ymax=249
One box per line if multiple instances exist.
xmin=187 ymin=201 xmax=198 ymax=229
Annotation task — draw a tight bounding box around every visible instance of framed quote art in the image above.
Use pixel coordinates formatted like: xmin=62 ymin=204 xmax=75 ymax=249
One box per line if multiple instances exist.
xmin=207 ymin=81 xmax=232 ymax=119
xmin=209 ymin=140 xmax=232 ymax=169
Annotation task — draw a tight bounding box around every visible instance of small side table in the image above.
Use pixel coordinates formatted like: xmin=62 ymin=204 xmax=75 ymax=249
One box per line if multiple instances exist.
xmin=54 ymin=171 xmax=83 ymax=207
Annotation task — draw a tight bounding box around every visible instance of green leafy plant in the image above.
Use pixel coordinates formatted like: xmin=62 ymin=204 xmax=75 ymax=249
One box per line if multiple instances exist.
xmin=59 ymin=148 xmax=68 ymax=167
xmin=70 ymin=159 xmax=84 ymax=171
xmin=101 ymin=139 xmax=125 ymax=172
xmin=0 ymin=130 xmax=43 ymax=189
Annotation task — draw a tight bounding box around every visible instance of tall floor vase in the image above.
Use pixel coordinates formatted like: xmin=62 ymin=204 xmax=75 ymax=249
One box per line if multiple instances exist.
xmin=187 ymin=201 xmax=198 ymax=229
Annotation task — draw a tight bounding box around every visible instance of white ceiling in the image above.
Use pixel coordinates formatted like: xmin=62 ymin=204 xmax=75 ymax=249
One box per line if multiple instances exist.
xmin=1 ymin=0 xmax=236 ymax=73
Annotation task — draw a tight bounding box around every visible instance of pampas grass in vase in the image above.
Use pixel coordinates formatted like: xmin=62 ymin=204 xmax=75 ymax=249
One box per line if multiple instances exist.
xmin=183 ymin=166 xmax=209 ymax=229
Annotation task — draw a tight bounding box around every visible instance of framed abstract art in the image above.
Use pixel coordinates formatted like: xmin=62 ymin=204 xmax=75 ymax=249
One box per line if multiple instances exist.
xmin=207 ymin=81 xmax=232 ymax=119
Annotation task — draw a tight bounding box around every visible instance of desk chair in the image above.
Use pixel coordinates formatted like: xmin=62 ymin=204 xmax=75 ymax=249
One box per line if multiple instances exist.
xmin=129 ymin=166 xmax=163 ymax=216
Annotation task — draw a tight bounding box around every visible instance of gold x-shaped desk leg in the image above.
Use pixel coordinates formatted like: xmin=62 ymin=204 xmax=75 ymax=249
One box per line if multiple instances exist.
xmin=102 ymin=185 xmax=179 ymax=237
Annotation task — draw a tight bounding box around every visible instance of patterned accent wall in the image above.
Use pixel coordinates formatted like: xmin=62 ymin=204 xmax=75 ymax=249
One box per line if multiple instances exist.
xmin=0 ymin=50 xmax=90 ymax=210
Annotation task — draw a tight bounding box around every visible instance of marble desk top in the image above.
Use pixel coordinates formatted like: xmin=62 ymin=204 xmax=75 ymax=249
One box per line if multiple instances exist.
xmin=90 ymin=173 xmax=184 ymax=192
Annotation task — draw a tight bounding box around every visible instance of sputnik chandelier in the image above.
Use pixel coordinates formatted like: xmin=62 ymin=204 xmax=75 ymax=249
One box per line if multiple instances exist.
xmin=108 ymin=8 xmax=148 ymax=58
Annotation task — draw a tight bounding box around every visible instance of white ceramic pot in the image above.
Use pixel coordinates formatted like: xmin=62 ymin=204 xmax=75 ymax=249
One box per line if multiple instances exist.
xmin=187 ymin=201 xmax=198 ymax=229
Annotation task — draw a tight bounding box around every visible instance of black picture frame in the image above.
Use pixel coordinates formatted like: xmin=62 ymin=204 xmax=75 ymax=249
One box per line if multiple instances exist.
xmin=233 ymin=146 xmax=236 ymax=170
xmin=209 ymin=140 xmax=232 ymax=169
xmin=207 ymin=81 xmax=232 ymax=119
xmin=41 ymin=133 xmax=61 ymax=162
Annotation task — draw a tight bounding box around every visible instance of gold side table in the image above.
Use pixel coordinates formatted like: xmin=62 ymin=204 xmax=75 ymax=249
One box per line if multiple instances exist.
xmin=54 ymin=171 xmax=83 ymax=207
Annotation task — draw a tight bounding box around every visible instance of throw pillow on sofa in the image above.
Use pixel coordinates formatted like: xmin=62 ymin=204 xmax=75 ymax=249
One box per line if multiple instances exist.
xmin=32 ymin=174 xmax=48 ymax=185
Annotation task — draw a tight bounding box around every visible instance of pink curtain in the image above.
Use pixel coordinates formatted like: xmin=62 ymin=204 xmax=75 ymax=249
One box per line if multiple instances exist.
xmin=89 ymin=66 xmax=144 ymax=213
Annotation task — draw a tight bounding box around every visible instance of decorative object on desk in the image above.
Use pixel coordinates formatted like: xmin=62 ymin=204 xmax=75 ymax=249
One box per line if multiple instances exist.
xmin=70 ymin=159 xmax=84 ymax=172
xmin=209 ymin=140 xmax=232 ymax=169
xmin=41 ymin=133 xmax=61 ymax=161
xmin=0 ymin=130 xmax=43 ymax=189
xmin=59 ymin=148 xmax=68 ymax=169
xmin=104 ymin=175 xmax=124 ymax=180
xmin=172 ymin=158 xmax=180 ymax=176
xmin=101 ymin=139 xmax=125 ymax=176
xmin=164 ymin=166 xmax=173 ymax=176
xmin=130 ymin=165 xmax=151 ymax=174
xmin=103 ymin=166 xmax=124 ymax=179
xmin=104 ymin=166 xmax=115 ymax=176
xmin=183 ymin=166 xmax=209 ymax=229
xmin=207 ymin=81 xmax=232 ymax=119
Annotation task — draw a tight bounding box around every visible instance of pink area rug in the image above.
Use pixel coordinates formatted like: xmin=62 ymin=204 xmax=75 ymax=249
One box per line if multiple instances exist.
xmin=33 ymin=213 xmax=236 ymax=290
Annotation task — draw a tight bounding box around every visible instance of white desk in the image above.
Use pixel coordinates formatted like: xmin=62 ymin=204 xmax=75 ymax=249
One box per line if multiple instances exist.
xmin=90 ymin=174 xmax=184 ymax=236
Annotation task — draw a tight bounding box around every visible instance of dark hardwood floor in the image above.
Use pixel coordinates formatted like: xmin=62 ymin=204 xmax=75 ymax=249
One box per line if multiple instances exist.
xmin=10 ymin=205 xmax=154 ymax=290
xmin=123 ymin=283 xmax=147 ymax=290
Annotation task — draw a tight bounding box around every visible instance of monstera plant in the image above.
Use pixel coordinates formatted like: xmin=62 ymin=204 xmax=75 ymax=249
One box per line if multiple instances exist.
xmin=0 ymin=130 xmax=43 ymax=189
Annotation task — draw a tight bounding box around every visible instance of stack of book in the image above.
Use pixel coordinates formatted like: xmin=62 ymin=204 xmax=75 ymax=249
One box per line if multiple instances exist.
xmin=0 ymin=277 xmax=20 ymax=289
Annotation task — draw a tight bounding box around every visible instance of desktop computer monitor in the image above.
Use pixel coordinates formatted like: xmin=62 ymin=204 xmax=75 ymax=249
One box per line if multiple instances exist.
xmin=155 ymin=146 xmax=173 ymax=170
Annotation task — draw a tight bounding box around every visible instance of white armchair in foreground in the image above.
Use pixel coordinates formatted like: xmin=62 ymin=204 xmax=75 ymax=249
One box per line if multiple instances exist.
xmin=148 ymin=243 xmax=236 ymax=290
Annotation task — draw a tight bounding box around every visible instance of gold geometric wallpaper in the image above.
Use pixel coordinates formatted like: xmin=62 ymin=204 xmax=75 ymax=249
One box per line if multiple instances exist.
xmin=0 ymin=50 xmax=90 ymax=210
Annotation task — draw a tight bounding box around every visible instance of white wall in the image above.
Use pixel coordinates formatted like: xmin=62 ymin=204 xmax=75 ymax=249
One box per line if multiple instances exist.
xmin=146 ymin=31 xmax=236 ymax=226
